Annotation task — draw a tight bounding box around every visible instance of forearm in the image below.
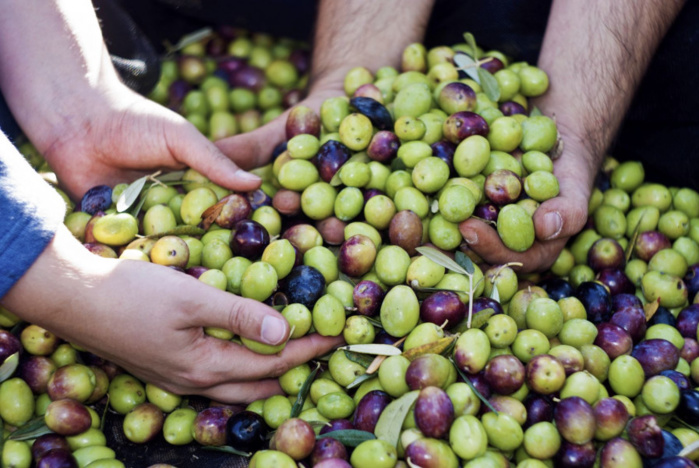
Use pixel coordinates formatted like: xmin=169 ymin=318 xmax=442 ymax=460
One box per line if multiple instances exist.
xmin=0 ymin=0 xmax=121 ymax=151
xmin=311 ymin=0 xmax=435 ymax=91
xmin=536 ymin=0 xmax=684 ymax=180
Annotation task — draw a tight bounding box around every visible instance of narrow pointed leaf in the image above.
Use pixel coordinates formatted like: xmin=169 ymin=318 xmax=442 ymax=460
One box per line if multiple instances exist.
xmin=129 ymin=189 xmax=151 ymax=218
xmin=116 ymin=175 xmax=148 ymax=212
xmin=625 ymin=210 xmax=646 ymax=264
xmin=338 ymin=272 xmax=357 ymax=286
xmin=169 ymin=27 xmax=214 ymax=54
xmin=145 ymin=225 xmax=206 ymax=239
xmin=365 ymin=316 xmax=384 ymax=329
xmin=644 ymin=298 xmax=661 ymax=322
xmin=477 ymin=68 xmax=501 ymax=102
xmin=415 ymin=246 xmax=469 ymax=276
xmin=202 ymin=446 xmax=252 ymax=457
xmin=8 ymin=416 xmax=53 ymax=440
xmin=530 ymin=106 xmax=543 ymax=117
xmin=455 ymin=250 xmax=475 ymax=275
xmin=402 ymin=336 xmax=456 ymax=361
xmin=489 ymin=284 xmax=501 ymax=302
xmin=339 ymin=344 xmax=402 ymax=356
xmin=100 ymin=394 xmax=110 ymax=432
xmin=453 ymin=53 xmax=480 ymax=83
xmin=0 ymin=352 xmax=19 ymax=383
xmin=156 ymin=170 xmax=186 ymax=182
xmin=343 ymin=350 xmax=373 ymax=368
xmin=291 ymin=363 xmax=321 ymax=418
xmin=317 ymin=430 xmax=376 ymax=447
xmin=450 ymin=358 xmax=499 ymax=414
xmin=452 ymin=308 xmax=495 ymax=333
xmin=346 ymin=373 xmax=376 ymax=390
xmin=463 ymin=32 xmax=479 ymax=60
xmin=374 ymin=390 xmax=419 ymax=448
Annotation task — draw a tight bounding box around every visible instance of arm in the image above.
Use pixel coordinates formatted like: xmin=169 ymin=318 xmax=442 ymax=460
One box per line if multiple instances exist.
xmin=460 ymin=0 xmax=685 ymax=271
xmin=0 ymin=0 xmax=261 ymax=200
xmin=0 ymin=133 xmax=341 ymax=403
xmin=216 ymin=0 xmax=435 ymax=166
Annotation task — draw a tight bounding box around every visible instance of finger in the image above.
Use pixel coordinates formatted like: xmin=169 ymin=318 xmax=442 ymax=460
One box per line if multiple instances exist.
xmin=532 ymin=189 xmax=590 ymax=242
xmin=187 ymin=288 xmax=291 ymax=346
xmin=168 ymin=120 xmax=262 ymax=192
xmin=459 ymin=218 xmax=566 ymax=272
xmin=200 ymin=378 xmax=283 ymax=404
xmin=215 ymin=110 xmax=288 ymax=170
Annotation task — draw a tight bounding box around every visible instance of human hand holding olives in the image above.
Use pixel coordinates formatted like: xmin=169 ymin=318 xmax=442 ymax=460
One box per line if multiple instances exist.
xmin=2 ymin=225 xmax=343 ymax=403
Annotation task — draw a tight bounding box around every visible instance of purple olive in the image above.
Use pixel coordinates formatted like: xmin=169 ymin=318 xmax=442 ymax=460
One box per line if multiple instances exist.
xmin=524 ymin=394 xmax=554 ymax=429
xmin=246 ymin=189 xmax=272 ymax=211
xmin=353 ymin=390 xmax=391 ymax=433
xmin=554 ymin=441 xmax=596 ymax=468
xmin=353 ymin=281 xmax=385 ymax=317
xmin=230 ymin=65 xmax=266 ymax=91
xmin=314 ymin=140 xmax=352 ymax=182
xmin=442 ymin=111 xmax=489 ymax=144
xmin=285 ymin=105 xmax=321 ymax=139
xmin=594 ymin=323 xmax=633 ymax=359
xmin=588 ymin=238 xmax=625 ymax=272
xmin=681 ymin=338 xmax=699 ymax=362
xmin=80 ymin=185 xmax=112 ymax=215
xmin=635 ymin=231 xmax=672 ymax=262
xmin=627 ymin=415 xmax=664 ymax=458
xmin=44 ymin=399 xmax=92 ymax=436
xmin=593 ymin=398 xmax=630 ymax=441
xmin=597 ymin=268 xmax=635 ymax=296
xmin=192 ymin=407 xmax=234 ymax=446
xmin=414 ymin=386 xmax=454 ymax=438
xmin=319 ymin=419 xmax=354 ymax=435
xmin=367 ymin=131 xmax=400 ymax=163
xmin=311 ymin=437 xmax=349 ymax=465
xmin=388 ymin=210 xmax=423 ymax=256
xmin=313 ymin=459 xmax=352 ymax=468
xmin=288 ymin=49 xmax=310 ymax=74
xmin=185 ymin=266 xmax=209 ymax=279
xmin=31 ymin=434 xmax=71 ymax=461
xmin=472 ymin=297 xmax=504 ymax=316
xmin=438 ymin=82 xmax=476 ymax=114
xmin=610 ymin=308 xmax=647 ymax=343
xmin=612 ymin=293 xmax=643 ymax=312
xmin=554 ymin=397 xmax=596 ymax=444
xmin=676 ymin=304 xmax=699 ymax=338
xmin=0 ymin=329 xmax=20 ymax=364
xmin=499 ymin=101 xmax=527 ymax=116
xmin=420 ymin=291 xmax=466 ymax=328
xmin=283 ymin=89 xmax=305 ymax=109
xmin=272 ymin=418 xmax=316 ymax=461
xmin=19 ymin=356 xmax=56 ymax=394
xmin=479 ymin=56 xmax=505 ymax=74
xmin=225 ymin=410 xmax=268 ymax=453
xmin=684 ymin=264 xmax=699 ymax=299
xmin=631 ymin=339 xmax=680 ymax=377
xmin=229 ymin=219 xmax=270 ymax=259
xmin=575 ymin=282 xmax=612 ymax=324
xmin=473 ymin=203 xmax=499 ymax=223
xmin=215 ymin=194 xmax=252 ymax=229
xmin=338 ymin=235 xmax=377 ymax=277
xmin=36 ymin=449 xmax=78 ymax=468
xmin=484 ymin=354 xmax=525 ymax=395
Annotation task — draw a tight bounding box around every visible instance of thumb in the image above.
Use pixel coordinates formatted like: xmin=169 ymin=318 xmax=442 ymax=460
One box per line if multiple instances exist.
xmin=170 ymin=122 xmax=263 ymax=192
xmin=532 ymin=191 xmax=589 ymax=241
xmin=215 ymin=109 xmax=288 ymax=170
xmin=190 ymin=291 xmax=290 ymax=346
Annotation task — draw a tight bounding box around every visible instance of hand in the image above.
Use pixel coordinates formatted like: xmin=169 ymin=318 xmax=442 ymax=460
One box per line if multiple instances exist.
xmin=459 ymin=130 xmax=593 ymax=273
xmin=215 ymin=85 xmax=344 ymax=169
xmin=2 ymin=226 xmax=343 ymax=403
xmin=39 ymin=85 xmax=262 ymax=200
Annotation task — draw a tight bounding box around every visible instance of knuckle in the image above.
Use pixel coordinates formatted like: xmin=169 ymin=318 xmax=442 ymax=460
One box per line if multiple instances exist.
xmin=226 ymin=300 xmax=254 ymax=335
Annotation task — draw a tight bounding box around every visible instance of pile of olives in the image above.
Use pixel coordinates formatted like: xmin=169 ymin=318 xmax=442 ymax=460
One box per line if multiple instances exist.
xmin=5 ymin=27 xmax=699 ymax=468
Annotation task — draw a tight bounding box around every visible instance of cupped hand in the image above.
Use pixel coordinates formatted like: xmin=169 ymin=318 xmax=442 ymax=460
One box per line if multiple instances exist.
xmin=459 ymin=133 xmax=594 ymax=273
xmin=3 ymin=226 xmax=343 ymax=403
xmin=38 ymin=86 xmax=262 ymax=201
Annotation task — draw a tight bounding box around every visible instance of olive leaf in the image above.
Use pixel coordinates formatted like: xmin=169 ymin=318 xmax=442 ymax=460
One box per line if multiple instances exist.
xmin=463 ymin=32 xmax=480 ymax=60
xmin=415 ymin=246 xmax=470 ymax=277
xmin=374 ymin=390 xmax=419 ymax=448
xmin=644 ymin=298 xmax=661 ymax=322
xmin=530 ymin=106 xmax=543 ymax=117
xmin=338 ymin=272 xmax=357 ymax=286
xmin=291 ymin=363 xmax=321 ymax=418
xmin=339 ymin=344 xmax=402 ymax=356
xmin=8 ymin=416 xmax=53 ymax=441
xmin=317 ymin=429 xmax=376 ymax=447
xmin=129 ymin=189 xmax=151 ymax=218
xmin=202 ymin=446 xmax=252 ymax=457
xmin=680 ymin=439 xmax=699 ymax=458
xmin=346 ymin=373 xmax=376 ymax=391
xmin=100 ymin=394 xmax=110 ymax=432
xmin=411 ymin=285 xmax=468 ymax=295
xmin=145 ymin=225 xmax=206 ymax=239
xmin=477 ymin=68 xmax=501 ymax=102
xmin=0 ymin=352 xmax=19 ymax=383
xmin=455 ymin=250 xmax=475 ymax=275
xmin=156 ymin=170 xmax=186 ymax=182
xmin=165 ymin=27 xmax=214 ymax=55
xmin=451 ymin=308 xmax=495 ymax=333
xmin=199 ymin=199 xmax=226 ymax=231
xmin=116 ymin=175 xmax=148 ymax=213
xmin=401 ymin=336 xmax=456 ymax=361
xmin=343 ymin=350 xmax=374 ymax=368
xmin=450 ymin=358 xmax=499 ymax=414
xmin=625 ymin=210 xmax=646 ymax=264
xmin=489 ymin=284 xmax=501 ymax=303
xmin=453 ymin=53 xmax=480 ymax=83
xmin=364 ymin=316 xmax=384 ymax=329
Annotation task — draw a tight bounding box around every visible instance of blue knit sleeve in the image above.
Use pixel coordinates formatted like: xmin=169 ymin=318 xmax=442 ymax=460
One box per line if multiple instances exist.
xmin=0 ymin=135 xmax=67 ymax=298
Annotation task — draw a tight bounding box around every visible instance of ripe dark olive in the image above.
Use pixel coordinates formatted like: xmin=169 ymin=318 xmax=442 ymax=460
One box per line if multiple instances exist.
xmin=676 ymin=390 xmax=699 ymax=426
xmin=36 ymin=449 xmax=78 ymax=468
xmin=319 ymin=419 xmax=354 ymax=435
xmin=627 ymin=415 xmax=664 ymax=458
xmin=683 ymin=264 xmax=699 ymax=299
xmin=523 ymin=394 xmax=554 ymax=429
xmin=215 ymin=194 xmax=252 ymax=229
xmin=226 ymin=411 xmax=268 ymax=453
xmin=246 ymin=189 xmax=273 ymax=211
xmin=649 ymin=306 xmax=677 ymax=327
xmin=229 ymin=219 xmax=270 ymax=259
xmin=499 ymin=101 xmax=527 ymax=116
xmin=631 ymin=339 xmax=680 ymax=377
xmin=311 ymin=437 xmax=349 ymax=465
xmin=676 ymin=304 xmax=699 ymax=338
xmin=353 ymin=281 xmax=385 ymax=317
xmin=594 ymin=322 xmax=633 ymax=360
xmin=350 ymin=97 xmax=393 ymax=131
xmin=473 ymin=203 xmax=499 ymax=223
xmin=80 ymin=185 xmax=112 ymax=215
xmin=443 ymin=111 xmax=489 ymax=144
xmin=540 ymin=277 xmax=574 ymax=300
xmin=554 ymin=440 xmax=596 ymax=468
xmin=280 ymin=265 xmax=326 ymax=308
xmin=644 ymin=431 xmax=685 ymax=467
xmin=431 ymin=141 xmax=456 ymax=175
xmin=597 ymin=268 xmax=635 ymax=296
xmin=472 ymin=297 xmax=504 ymax=316
xmin=634 ymin=231 xmax=672 ymax=262
xmin=0 ymin=329 xmax=21 ymax=364
xmin=31 ymin=434 xmax=71 ymax=461
xmin=420 ymin=291 xmax=466 ymax=328
xmin=610 ymin=308 xmax=647 ymax=343
xmin=353 ymin=391 xmax=392 ymax=433
xmin=484 ymin=354 xmax=525 ymax=395
xmin=587 ymin=238 xmax=625 ymax=272
xmin=314 ymin=140 xmax=352 ymax=182
xmin=612 ymin=293 xmax=643 ymax=312
xmin=575 ymin=282 xmax=612 ymax=324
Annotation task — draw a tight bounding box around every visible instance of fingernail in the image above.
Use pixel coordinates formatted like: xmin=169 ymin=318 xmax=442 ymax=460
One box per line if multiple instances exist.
xmin=543 ymin=212 xmax=563 ymax=240
xmin=462 ymin=231 xmax=478 ymax=245
xmin=261 ymin=316 xmax=287 ymax=345
xmin=236 ymin=170 xmax=261 ymax=182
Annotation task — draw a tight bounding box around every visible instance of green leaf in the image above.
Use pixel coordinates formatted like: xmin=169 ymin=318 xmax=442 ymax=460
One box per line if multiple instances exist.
xmin=145 ymin=225 xmax=206 ymax=239
xmin=343 ymin=350 xmax=373 ymax=368
xmin=374 ymin=390 xmax=419 ymax=448
xmin=412 ymin=285 xmax=468 ymax=295
xmin=455 ymin=250 xmax=475 ymax=275
xmin=346 ymin=373 xmax=376 ymax=390
xmin=339 ymin=344 xmax=402 ymax=356
xmin=364 ymin=316 xmax=384 ymax=329
xmin=156 ymin=170 xmax=186 ymax=182
xmin=291 ymin=363 xmax=321 ymax=418
xmin=453 ymin=53 xmax=480 ymax=83
xmin=167 ymin=27 xmax=214 ymax=55
xmin=129 ymin=188 xmax=150 ymax=218
xmin=402 ymin=336 xmax=456 ymax=361
xmin=338 ymin=272 xmax=357 ymax=286
xmin=625 ymin=210 xmax=646 ymax=264
xmin=318 ymin=429 xmax=376 ymax=447
xmin=489 ymin=284 xmax=501 ymax=303
xmin=0 ymin=352 xmax=19 ymax=383
xmin=116 ymin=175 xmax=148 ymax=212
xmin=530 ymin=106 xmax=543 ymax=117
xmin=477 ymin=68 xmax=501 ymax=102
xmin=463 ymin=32 xmax=479 ymax=60
xmin=202 ymin=445 xmax=252 ymax=457
xmin=415 ymin=246 xmax=470 ymax=276
xmin=100 ymin=394 xmax=110 ymax=432
xmin=450 ymin=358 xmax=499 ymax=414
xmin=8 ymin=416 xmax=53 ymax=440
xmin=451 ymin=308 xmax=495 ymax=333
